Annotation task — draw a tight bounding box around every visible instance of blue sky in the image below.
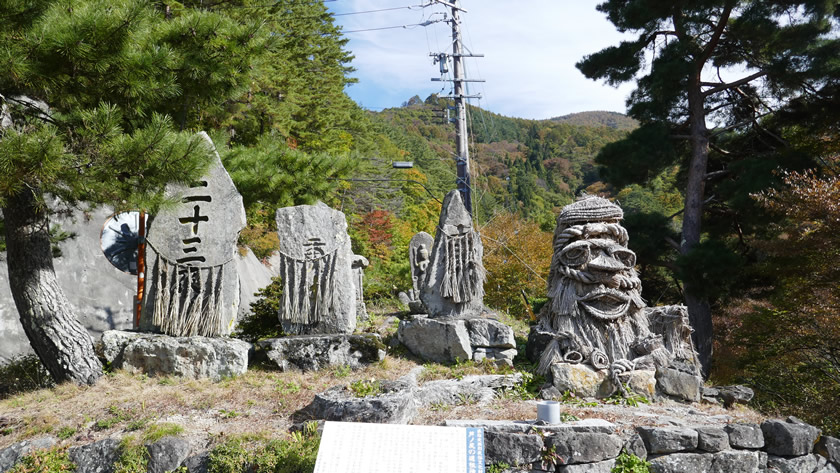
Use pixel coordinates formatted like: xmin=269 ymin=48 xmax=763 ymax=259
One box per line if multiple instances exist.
xmin=328 ymin=1 xmax=636 ymax=120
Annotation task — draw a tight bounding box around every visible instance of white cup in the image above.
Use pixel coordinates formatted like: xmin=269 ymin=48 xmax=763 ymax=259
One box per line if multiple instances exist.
xmin=537 ymin=400 xmax=560 ymax=424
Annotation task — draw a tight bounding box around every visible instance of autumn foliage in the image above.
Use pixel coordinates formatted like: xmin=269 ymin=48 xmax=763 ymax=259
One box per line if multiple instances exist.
xmin=480 ymin=212 xmax=553 ymax=319
xmin=715 ymin=168 xmax=840 ymax=434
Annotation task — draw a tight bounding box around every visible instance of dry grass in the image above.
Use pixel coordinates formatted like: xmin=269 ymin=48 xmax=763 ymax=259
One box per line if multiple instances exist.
xmin=0 ymin=306 xmax=769 ymax=451
xmin=0 ymin=356 xmax=418 ymax=450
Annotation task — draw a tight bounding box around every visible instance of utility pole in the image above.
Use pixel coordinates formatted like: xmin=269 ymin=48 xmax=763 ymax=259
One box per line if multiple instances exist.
xmin=430 ymin=0 xmax=483 ymax=215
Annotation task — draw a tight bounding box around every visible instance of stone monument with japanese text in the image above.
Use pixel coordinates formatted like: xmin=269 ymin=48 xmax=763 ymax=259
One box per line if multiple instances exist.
xmin=273 ymin=202 xmax=356 ymax=335
xmin=141 ymin=132 xmax=246 ymax=337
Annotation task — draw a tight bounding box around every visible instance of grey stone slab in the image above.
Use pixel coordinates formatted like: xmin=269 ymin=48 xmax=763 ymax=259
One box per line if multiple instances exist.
xmin=761 ymin=419 xmax=820 ymax=456
xmin=259 ymin=334 xmax=385 ymax=372
xmin=637 ymin=426 xmax=699 ymax=454
xmin=465 ymin=318 xmax=516 ymax=348
xmin=710 ymin=450 xmax=760 ymax=473
xmin=557 ymin=459 xmax=616 ymax=473
xmin=694 ymin=426 xmax=730 ymax=453
xmin=485 ymin=432 xmax=544 ymax=466
xmin=101 ymin=330 xmax=252 ymax=380
xmin=544 ymin=431 xmax=623 ymax=464
xmin=146 ymin=437 xmax=191 ymax=473
xmin=726 ymin=423 xmax=765 ymax=449
xmin=302 ymin=380 xmax=417 ymax=424
xmin=718 ymin=385 xmax=754 ymax=407
xmin=817 ymin=436 xmax=840 ymax=468
xmin=624 ymin=433 xmax=648 ymax=460
xmin=417 ymin=374 xmax=522 ymax=406
xmin=444 ymin=418 xmax=616 ymax=435
xmin=656 ymin=367 xmax=701 ymax=402
xmin=274 ymin=202 xmax=356 ymax=335
xmin=0 ymin=437 xmax=57 ymax=473
xmin=398 ymin=316 xmax=472 ymax=363
xmin=68 ymin=438 xmax=120 ymax=473
xmin=648 ymin=453 xmax=713 ymax=473
xmin=767 ymin=454 xmax=819 ymax=473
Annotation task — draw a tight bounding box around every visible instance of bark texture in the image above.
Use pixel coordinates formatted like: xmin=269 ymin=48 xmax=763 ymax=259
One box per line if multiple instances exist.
xmin=3 ymin=189 xmax=103 ymax=385
xmin=682 ymin=68 xmax=714 ymax=377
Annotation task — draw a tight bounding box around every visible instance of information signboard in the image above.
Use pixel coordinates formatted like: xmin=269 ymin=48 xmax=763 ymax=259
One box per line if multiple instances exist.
xmin=313 ymin=421 xmax=485 ymax=473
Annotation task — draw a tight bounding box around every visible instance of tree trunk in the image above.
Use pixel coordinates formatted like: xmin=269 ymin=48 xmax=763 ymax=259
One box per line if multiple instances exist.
xmin=682 ymin=70 xmax=714 ymax=377
xmin=3 ymin=189 xmax=103 ymax=385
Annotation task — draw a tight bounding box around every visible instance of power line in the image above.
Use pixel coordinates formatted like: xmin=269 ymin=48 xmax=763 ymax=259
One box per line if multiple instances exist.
xmin=342 ymin=19 xmax=442 ymax=33
xmin=333 ymin=5 xmax=423 ymax=16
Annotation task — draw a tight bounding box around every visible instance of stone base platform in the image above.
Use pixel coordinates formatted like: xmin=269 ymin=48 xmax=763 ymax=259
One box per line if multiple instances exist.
xmin=258 ymin=334 xmax=386 ymax=372
xmin=397 ymin=314 xmax=517 ymax=365
xmin=99 ymin=330 xmax=253 ymax=380
xmin=551 ymin=363 xmax=657 ymax=399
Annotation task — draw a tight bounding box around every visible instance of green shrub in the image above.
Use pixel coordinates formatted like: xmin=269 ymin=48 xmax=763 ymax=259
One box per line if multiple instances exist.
xmin=113 ymin=436 xmax=148 ymax=473
xmin=208 ymin=438 xmax=250 ymax=473
xmin=208 ymin=424 xmax=321 ymax=473
xmin=349 ymin=379 xmax=382 ymax=398
xmin=0 ymin=355 xmax=54 ymax=399
xmin=611 ymin=451 xmax=651 ymax=473
xmin=233 ymin=276 xmax=285 ymax=343
xmin=8 ymin=447 xmax=74 ymax=473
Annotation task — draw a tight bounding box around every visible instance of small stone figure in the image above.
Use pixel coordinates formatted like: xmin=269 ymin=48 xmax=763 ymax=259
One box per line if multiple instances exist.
xmin=532 ymin=195 xmax=701 ymax=398
xmin=352 ymin=254 xmax=370 ymax=321
xmin=409 ymin=232 xmax=434 ymax=294
xmin=142 ymin=132 xmax=246 ymax=337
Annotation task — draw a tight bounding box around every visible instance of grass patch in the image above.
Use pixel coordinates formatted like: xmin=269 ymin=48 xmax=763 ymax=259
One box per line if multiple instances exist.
xmin=56 ymin=426 xmax=76 ymax=440
xmin=143 ymin=422 xmax=184 ymax=443
xmin=349 ymin=379 xmax=381 ymax=398
xmin=7 ymin=447 xmax=73 ymax=473
xmin=208 ymin=422 xmax=320 ymax=473
xmin=114 ymin=436 xmax=148 ymax=473
xmin=418 ymin=359 xmax=514 ymax=382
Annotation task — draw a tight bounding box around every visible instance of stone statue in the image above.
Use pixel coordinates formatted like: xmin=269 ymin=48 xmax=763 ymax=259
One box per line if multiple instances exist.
xmin=274 ymin=202 xmax=356 ymax=335
xmin=352 ymin=254 xmax=370 ymax=321
xmin=399 ymin=190 xmax=517 ymax=366
xmin=409 ymin=232 xmax=434 ymax=294
xmin=142 ymin=132 xmax=246 ymax=337
xmin=420 ymin=190 xmax=486 ymax=318
xmin=532 ymin=195 xmax=701 ymax=398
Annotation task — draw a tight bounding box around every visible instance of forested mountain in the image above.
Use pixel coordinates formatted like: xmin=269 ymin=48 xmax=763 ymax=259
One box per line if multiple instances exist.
xmin=550 ymin=111 xmax=638 ymax=131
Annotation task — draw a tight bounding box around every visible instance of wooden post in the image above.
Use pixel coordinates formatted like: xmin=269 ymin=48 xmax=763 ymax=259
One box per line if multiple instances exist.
xmin=135 ymin=211 xmax=146 ymax=329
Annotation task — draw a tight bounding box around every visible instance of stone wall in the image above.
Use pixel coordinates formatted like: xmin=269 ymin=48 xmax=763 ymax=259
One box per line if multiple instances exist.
xmin=2 ymin=417 xmax=837 ymax=473
xmin=454 ymin=417 xmax=839 ymax=473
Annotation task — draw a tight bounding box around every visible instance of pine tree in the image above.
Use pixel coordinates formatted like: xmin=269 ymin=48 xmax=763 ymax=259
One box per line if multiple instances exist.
xmin=0 ymin=0 xmax=268 ymax=384
xmin=577 ymin=0 xmax=840 ymax=374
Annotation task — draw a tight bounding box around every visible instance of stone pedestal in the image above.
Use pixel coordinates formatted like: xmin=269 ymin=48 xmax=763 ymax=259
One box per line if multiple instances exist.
xmin=551 ymin=363 xmax=656 ymax=399
xmin=258 ymin=334 xmax=385 ymax=372
xmin=397 ymin=315 xmax=517 ymax=366
xmin=100 ymin=330 xmax=252 ymax=380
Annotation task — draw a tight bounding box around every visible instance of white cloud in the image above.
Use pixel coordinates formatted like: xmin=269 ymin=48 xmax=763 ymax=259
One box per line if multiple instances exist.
xmin=330 ymin=1 xmax=636 ymax=119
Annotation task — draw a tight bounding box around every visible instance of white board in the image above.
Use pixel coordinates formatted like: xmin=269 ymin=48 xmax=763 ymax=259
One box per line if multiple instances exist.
xmin=314 ymin=421 xmax=485 ymax=473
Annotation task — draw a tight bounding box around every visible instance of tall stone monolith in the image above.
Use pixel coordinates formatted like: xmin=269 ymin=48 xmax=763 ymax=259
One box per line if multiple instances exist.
xmin=142 ymin=132 xmax=246 ymax=337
